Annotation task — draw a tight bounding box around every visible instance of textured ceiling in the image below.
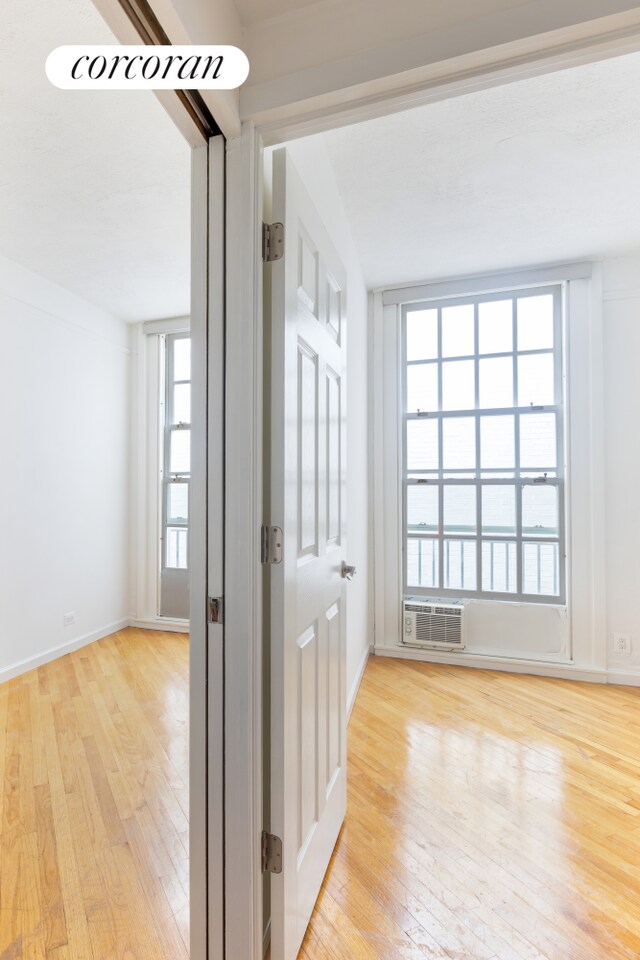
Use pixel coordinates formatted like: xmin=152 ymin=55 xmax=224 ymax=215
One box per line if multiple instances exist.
xmin=0 ymin=0 xmax=190 ymax=322
xmin=317 ymin=52 xmax=640 ymax=289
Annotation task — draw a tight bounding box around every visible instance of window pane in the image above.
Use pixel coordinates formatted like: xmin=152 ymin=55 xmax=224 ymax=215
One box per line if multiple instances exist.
xmin=442 ymin=360 xmax=475 ymax=411
xmin=406 ymin=309 xmax=438 ymax=361
xmin=520 ymin=413 xmax=556 ymax=468
xmin=443 ymin=540 xmax=476 ymax=590
xmin=443 ymin=486 xmax=476 ymax=535
xmin=170 ymin=429 xmax=191 ymax=473
xmin=522 ymin=485 xmax=558 ymax=537
xmin=407 ymin=419 xmax=438 ymax=471
xmin=517 ymin=295 xmax=554 ymax=351
xmin=407 ymin=363 xmax=438 ymax=413
xmin=480 ymin=416 xmax=515 ymax=469
xmin=166 ymin=527 xmax=188 ymax=569
xmin=518 ymin=353 xmax=554 ymax=407
xmin=479 ymin=357 xmax=513 ymax=409
xmin=482 ymin=541 xmax=517 ymax=593
xmin=168 ymin=482 xmax=189 ymax=521
xmin=407 ymin=485 xmax=438 ymax=533
xmin=482 ymin=485 xmax=516 ymax=535
xmin=407 ymin=538 xmax=439 ymax=588
xmin=523 ymin=541 xmax=560 ymax=595
xmin=173 ymin=337 xmax=191 ymax=380
xmin=173 ymin=383 xmax=191 ymax=424
xmin=478 ymin=299 xmax=512 ymax=354
xmin=442 ymin=303 xmax=474 ymax=357
xmin=442 ymin=418 xmax=475 ymax=470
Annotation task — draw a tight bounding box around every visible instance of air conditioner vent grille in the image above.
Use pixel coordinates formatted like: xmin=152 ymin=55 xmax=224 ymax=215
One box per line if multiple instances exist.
xmin=402 ymin=598 xmax=465 ymax=650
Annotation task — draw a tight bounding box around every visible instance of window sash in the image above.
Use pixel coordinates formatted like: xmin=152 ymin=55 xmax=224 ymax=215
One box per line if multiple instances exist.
xmin=401 ymin=285 xmax=566 ymax=604
xmin=162 ymin=333 xmax=191 ymax=572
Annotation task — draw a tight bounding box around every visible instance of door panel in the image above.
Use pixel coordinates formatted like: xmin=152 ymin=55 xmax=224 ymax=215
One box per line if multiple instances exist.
xmin=270 ymin=147 xmax=348 ymax=960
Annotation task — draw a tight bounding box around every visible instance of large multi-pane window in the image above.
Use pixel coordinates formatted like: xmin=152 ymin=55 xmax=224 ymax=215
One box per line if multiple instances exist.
xmin=163 ymin=333 xmax=191 ymax=570
xmin=403 ymin=286 xmax=565 ymax=603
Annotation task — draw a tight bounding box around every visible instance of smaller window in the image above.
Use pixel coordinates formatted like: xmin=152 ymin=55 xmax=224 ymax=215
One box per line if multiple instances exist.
xmin=162 ymin=333 xmax=191 ymax=571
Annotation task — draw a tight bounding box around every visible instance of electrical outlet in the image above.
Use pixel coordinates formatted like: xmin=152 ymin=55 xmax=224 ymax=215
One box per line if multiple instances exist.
xmin=63 ymin=611 xmax=76 ymax=627
xmin=613 ymin=632 xmax=631 ymax=655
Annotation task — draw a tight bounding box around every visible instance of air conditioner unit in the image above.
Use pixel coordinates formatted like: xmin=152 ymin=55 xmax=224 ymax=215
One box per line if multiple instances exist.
xmin=402 ymin=597 xmax=466 ymax=651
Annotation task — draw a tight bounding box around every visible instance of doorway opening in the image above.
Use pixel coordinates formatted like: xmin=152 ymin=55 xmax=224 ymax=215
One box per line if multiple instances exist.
xmin=258 ymin=44 xmax=640 ymax=960
xmin=0 ymin=0 xmax=223 ymax=958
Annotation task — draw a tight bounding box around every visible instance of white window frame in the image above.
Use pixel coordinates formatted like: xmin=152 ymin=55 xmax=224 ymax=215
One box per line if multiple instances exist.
xmin=162 ymin=331 xmax=191 ymax=574
xmin=371 ymin=262 xmax=608 ymax=675
xmin=132 ymin=317 xmax=191 ymax=627
xmin=401 ymin=284 xmax=566 ymax=604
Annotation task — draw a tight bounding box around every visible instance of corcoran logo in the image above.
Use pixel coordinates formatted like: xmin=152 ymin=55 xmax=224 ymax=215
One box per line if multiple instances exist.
xmin=46 ymin=45 xmax=249 ymax=90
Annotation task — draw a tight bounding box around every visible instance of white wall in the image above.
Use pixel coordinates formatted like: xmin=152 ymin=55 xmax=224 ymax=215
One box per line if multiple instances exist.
xmin=603 ymin=254 xmax=640 ymax=680
xmin=0 ymin=254 xmax=131 ymax=681
xmin=268 ymin=137 xmax=372 ymax=708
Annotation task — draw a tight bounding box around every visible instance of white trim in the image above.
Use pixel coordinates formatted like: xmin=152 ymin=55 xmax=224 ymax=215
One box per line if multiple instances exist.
xmin=347 ymin=645 xmax=372 ymax=720
xmin=247 ymin=9 xmax=640 ymax=145
xmin=225 ymin=121 xmax=264 ymax=960
xmin=143 ymin=316 xmax=191 ymax=335
xmin=371 ymin=293 xmax=386 ymax=677
xmin=0 ymin=619 xmax=130 ymax=685
xmin=128 ymin=617 xmax=188 ymax=633
xmin=375 ymin=646 xmax=640 ymax=688
xmin=607 ymin=670 xmax=640 ymax=687
xmin=206 ymin=135 xmax=227 ymax=960
xmin=381 ymin=262 xmax=592 ymax=304
xmin=131 ymin=326 xmax=163 ymax=623
xmin=188 ymin=143 xmax=209 ymax=960
xmin=374 ymin=645 xmax=607 ymax=683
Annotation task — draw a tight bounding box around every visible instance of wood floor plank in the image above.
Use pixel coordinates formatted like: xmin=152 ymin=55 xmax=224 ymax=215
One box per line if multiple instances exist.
xmin=0 ymin=628 xmax=189 ymax=960
xmin=300 ymin=658 xmax=640 ymax=959
xmin=5 ymin=629 xmax=640 ymax=959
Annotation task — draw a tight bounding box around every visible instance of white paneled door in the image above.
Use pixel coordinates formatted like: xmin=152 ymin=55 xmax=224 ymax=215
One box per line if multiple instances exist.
xmin=269 ymin=147 xmax=349 ymax=960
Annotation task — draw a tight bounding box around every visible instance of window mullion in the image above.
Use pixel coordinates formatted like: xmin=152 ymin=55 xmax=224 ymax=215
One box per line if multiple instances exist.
xmin=437 ymin=306 xmax=444 ymax=590
xmin=513 ymin=297 xmax=523 ymax=597
xmin=474 ymin=300 xmax=482 ymax=595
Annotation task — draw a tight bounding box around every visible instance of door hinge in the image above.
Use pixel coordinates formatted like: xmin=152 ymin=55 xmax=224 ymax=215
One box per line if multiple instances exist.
xmin=262 ymin=222 xmax=284 ymax=262
xmin=207 ymin=597 xmax=224 ymax=624
xmin=261 ymin=525 xmax=283 ymax=565
xmin=261 ymin=831 xmax=283 ymax=874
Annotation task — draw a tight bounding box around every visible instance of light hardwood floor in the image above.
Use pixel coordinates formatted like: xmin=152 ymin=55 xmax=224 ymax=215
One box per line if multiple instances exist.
xmin=4 ymin=634 xmax=640 ymax=960
xmin=0 ymin=627 xmax=189 ymax=960
xmin=299 ymin=657 xmax=640 ymax=960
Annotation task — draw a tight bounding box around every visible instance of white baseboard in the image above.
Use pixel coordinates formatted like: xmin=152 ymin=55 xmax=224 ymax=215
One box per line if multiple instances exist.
xmin=374 ymin=644 xmax=608 ymax=683
xmin=0 ymin=618 xmax=130 ymax=685
xmin=129 ymin=617 xmax=189 ymax=633
xmin=606 ymin=669 xmax=640 ymax=687
xmin=347 ymin=643 xmax=373 ymax=720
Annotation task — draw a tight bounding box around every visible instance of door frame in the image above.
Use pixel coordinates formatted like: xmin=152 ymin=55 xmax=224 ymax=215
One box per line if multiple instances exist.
xmin=224 ymin=123 xmax=265 ymax=960
xmin=225 ymin=27 xmax=640 ymax=960
xmin=88 ymin=2 xmax=640 ymax=957
xmin=80 ymin=3 xmax=225 ymax=959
